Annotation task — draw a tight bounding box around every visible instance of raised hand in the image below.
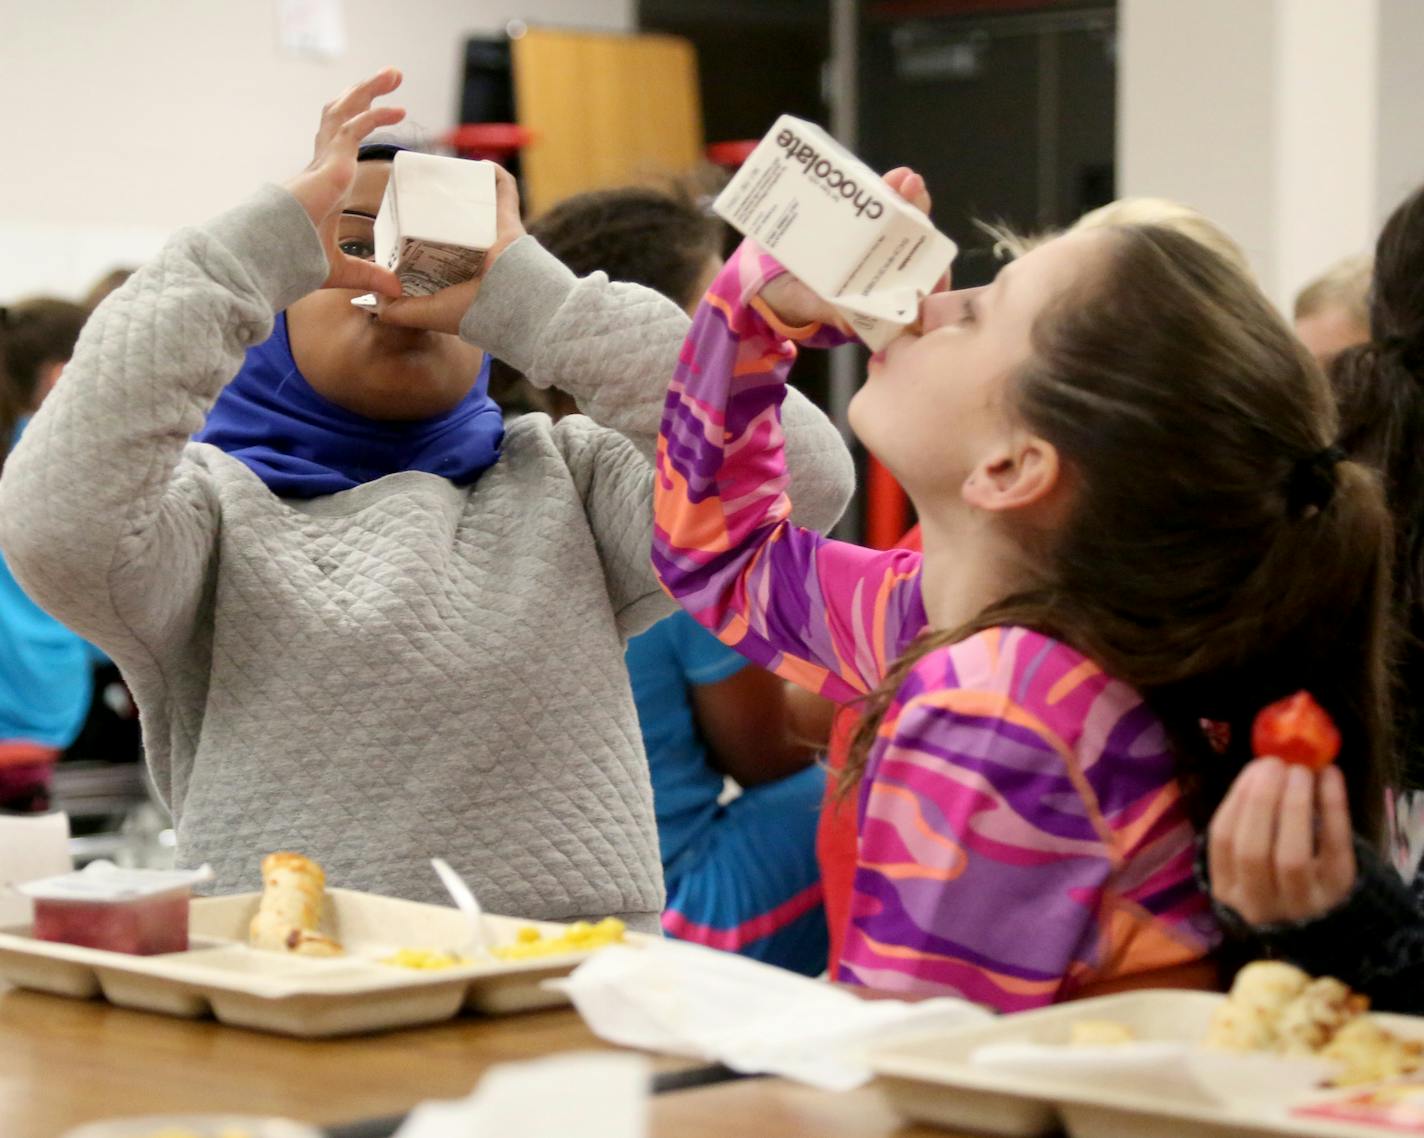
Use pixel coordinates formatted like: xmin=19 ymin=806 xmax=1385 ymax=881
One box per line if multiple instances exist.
xmin=376 ymin=165 xmax=528 ymax=335
xmin=286 ymin=67 xmax=407 ymax=298
xmin=1208 ymin=756 xmax=1358 ymax=925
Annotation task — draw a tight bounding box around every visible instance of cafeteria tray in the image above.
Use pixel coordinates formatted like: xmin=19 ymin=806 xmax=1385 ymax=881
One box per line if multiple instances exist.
xmin=0 ymin=887 xmax=636 ymax=1038
xmin=871 ymin=989 xmax=1424 ymax=1138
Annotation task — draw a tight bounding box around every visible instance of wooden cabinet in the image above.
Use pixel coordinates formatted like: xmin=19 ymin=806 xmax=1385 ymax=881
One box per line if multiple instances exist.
xmin=511 ymin=26 xmax=704 ymax=216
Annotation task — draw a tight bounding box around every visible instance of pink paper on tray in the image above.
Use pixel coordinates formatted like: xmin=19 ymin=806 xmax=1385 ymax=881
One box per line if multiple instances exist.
xmin=1297 ymin=1082 xmax=1424 ymax=1131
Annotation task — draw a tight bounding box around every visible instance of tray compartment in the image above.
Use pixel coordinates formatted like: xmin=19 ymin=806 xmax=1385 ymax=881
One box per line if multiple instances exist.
xmin=872 ymin=990 xmax=1424 ymax=1138
xmin=0 ymin=890 xmax=638 ymax=1036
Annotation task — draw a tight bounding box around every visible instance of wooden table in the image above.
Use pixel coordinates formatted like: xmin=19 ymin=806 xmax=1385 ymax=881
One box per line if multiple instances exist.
xmin=0 ymin=984 xmax=961 ymax=1138
xmin=650 ymin=1078 xmax=949 ymax=1138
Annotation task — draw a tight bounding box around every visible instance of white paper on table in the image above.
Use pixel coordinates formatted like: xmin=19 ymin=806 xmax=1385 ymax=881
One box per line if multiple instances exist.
xmin=549 ymin=938 xmax=991 ymax=1092
xmin=393 ymin=1052 xmax=648 ymax=1138
xmin=971 ymin=1041 xmax=1338 ymax=1108
xmin=0 ymin=812 xmax=72 ymax=927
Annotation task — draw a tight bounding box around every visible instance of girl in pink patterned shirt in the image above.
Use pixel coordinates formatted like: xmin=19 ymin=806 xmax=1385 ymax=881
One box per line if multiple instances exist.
xmin=651 ymin=169 xmax=1397 ymax=1010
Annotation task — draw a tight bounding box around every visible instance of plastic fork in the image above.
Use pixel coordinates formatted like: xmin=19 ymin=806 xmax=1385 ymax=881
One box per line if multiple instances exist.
xmin=430 ymin=857 xmax=490 ymax=957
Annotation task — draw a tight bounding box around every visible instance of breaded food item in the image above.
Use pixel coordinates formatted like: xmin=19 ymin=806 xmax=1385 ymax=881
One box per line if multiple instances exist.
xmin=1204 ymin=998 xmax=1278 ymax=1051
xmin=1322 ymin=1017 xmax=1424 ymax=1086
xmin=1230 ymin=960 xmax=1313 ymax=1018
xmin=1275 ymin=977 xmax=1368 ymax=1055
xmin=1069 ymin=1020 xmax=1136 ymax=1047
xmin=249 ymin=852 xmax=343 ymax=957
xmin=1205 ymin=960 xmax=1312 ymax=1051
xmin=1201 ymin=961 xmax=1424 ymax=1089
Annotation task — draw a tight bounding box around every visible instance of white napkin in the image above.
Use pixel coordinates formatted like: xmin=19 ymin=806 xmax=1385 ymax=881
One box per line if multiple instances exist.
xmin=0 ymin=812 xmax=72 ymax=927
xmin=393 ymin=1053 xmax=648 ymax=1138
xmin=971 ymin=1041 xmax=1337 ymax=1108
xmin=549 ymin=938 xmax=991 ymax=1092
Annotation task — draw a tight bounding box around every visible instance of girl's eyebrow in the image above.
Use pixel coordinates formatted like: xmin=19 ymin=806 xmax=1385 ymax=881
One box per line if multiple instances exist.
xmin=341 ymin=209 xmax=377 ymax=220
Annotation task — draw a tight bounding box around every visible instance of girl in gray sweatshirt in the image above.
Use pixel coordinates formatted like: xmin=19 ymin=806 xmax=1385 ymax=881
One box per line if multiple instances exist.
xmin=0 ymin=70 xmax=853 ymax=931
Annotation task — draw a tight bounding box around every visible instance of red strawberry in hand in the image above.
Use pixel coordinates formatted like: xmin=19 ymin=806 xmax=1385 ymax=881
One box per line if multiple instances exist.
xmin=1251 ymin=691 xmax=1341 ymax=770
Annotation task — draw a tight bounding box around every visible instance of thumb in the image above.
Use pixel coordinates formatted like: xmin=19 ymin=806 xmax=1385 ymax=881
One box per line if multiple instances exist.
xmin=332 ymin=256 xmax=402 ymax=299
xmin=492 ymin=166 xmax=523 ymax=236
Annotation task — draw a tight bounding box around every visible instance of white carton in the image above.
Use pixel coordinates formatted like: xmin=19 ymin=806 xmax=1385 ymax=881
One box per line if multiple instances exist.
xmin=374 ymin=150 xmax=499 ymax=297
xmin=713 ymin=115 xmax=957 ymax=350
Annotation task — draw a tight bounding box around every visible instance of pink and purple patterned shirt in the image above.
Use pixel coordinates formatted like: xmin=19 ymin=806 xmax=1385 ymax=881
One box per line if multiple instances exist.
xmin=652 ymin=245 xmax=1219 ymax=1011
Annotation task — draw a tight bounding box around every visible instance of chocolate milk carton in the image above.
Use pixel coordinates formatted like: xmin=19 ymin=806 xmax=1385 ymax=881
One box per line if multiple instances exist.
xmin=713 ymin=115 xmax=957 ymax=350
xmin=374 ymin=151 xmax=499 ymax=297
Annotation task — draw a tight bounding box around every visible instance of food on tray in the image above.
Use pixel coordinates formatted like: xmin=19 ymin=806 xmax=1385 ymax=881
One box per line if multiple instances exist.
xmin=380 ymin=948 xmax=473 ymax=970
xmin=1204 ymin=960 xmax=1311 ymax=1050
xmin=1321 ymin=1017 xmax=1424 ymax=1086
xmin=248 ymin=852 xmax=343 ymax=957
xmin=1275 ymin=976 xmax=1366 ymax=1054
xmin=1205 ymin=961 xmax=1422 ymax=1086
xmin=1068 ymin=1020 xmax=1136 ymax=1047
xmin=491 ymin=917 xmax=626 ymax=960
xmin=1252 ymin=690 xmax=1341 ymax=769
xmin=20 ymin=862 xmax=213 ymax=956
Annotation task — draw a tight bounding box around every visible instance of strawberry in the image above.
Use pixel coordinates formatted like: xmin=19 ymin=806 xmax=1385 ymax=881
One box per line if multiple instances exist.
xmin=1251 ymin=690 xmax=1341 ymax=770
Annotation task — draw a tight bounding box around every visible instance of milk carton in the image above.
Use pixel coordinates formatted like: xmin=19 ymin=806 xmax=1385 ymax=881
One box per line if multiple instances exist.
xmin=712 ymin=115 xmax=957 ymax=350
xmin=374 ymin=150 xmax=499 ymax=297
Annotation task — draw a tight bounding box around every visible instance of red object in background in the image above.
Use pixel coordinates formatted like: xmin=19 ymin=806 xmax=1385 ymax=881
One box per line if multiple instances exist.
xmin=1252 ymin=691 xmax=1342 ymax=771
xmin=442 ymin=123 xmax=535 ymax=163
xmin=864 ymin=455 xmax=911 ymax=550
xmin=819 ymin=524 xmax=922 ymax=978
xmin=706 ymin=139 xmax=759 ymax=170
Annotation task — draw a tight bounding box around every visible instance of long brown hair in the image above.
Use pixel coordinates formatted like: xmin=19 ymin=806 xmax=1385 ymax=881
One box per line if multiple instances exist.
xmin=1330 ymin=183 xmax=1424 ymax=786
xmin=0 ymin=298 xmax=88 ymax=468
xmin=849 ymin=225 xmax=1397 ymax=843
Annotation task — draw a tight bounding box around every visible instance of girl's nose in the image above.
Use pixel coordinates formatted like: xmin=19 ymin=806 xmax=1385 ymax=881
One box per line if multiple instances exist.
xmin=920 ymin=290 xmax=968 ymax=333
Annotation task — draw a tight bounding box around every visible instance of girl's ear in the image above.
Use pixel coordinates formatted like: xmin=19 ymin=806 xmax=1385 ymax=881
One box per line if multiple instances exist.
xmin=962 ymin=432 xmax=1061 ymax=513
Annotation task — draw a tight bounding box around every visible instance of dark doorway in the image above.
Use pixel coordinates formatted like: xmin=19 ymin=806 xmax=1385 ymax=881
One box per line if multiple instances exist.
xmin=860 ymin=2 xmax=1117 ymax=286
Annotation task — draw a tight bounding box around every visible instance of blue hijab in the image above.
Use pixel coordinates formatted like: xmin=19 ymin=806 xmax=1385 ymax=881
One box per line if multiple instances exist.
xmin=195 ymin=311 xmax=504 ymax=498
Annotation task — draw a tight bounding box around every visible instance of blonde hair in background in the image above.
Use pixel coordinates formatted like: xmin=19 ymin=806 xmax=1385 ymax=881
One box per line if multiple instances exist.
xmin=1295 ymin=252 xmax=1372 ymax=325
xmin=976 ymin=197 xmax=1253 ymax=279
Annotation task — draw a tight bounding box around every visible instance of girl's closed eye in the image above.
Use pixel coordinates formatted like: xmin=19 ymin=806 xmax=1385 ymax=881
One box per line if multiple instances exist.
xmin=958 ymin=296 xmax=977 ymax=326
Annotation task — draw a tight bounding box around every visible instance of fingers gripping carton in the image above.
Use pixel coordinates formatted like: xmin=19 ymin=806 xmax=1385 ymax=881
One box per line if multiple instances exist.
xmin=712 ymin=115 xmax=957 ymax=350
xmin=375 ymin=151 xmax=499 ymax=297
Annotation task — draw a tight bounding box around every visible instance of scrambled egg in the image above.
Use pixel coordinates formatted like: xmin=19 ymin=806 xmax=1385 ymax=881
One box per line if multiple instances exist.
xmin=491 ymin=917 xmax=626 ymax=960
xmin=380 ymin=948 xmax=473 ymax=970
xmin=379 ymin=918 xmax=626 ymax=968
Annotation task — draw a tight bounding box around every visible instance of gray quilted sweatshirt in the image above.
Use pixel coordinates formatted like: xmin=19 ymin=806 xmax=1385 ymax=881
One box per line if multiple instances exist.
xmin=0 ymin=186 xmax=854 ymax=930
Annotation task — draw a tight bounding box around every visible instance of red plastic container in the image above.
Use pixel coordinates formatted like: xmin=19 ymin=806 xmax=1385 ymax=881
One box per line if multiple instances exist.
xmin=33 ymin=891 xmax=191 ymax=955
xmin=20 ymin=863 xmax=212 ymax=956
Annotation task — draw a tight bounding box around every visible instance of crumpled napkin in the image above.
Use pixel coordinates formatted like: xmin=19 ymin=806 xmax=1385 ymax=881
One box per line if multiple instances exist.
xmin=393 ymin=1053 xmax=648 ymax=1138
xmin=548 ymin=938 xmax=991 ymax=1091
xmin=970 ymin=1040 xmax=1337 ymax=1108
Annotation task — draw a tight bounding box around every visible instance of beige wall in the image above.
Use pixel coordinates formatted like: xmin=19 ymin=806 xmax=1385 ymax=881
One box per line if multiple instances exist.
xmin=1119 ymin=0 xmax=1424 ymax=310
xmin=0 ymin=0 xmax=633 ymax=300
